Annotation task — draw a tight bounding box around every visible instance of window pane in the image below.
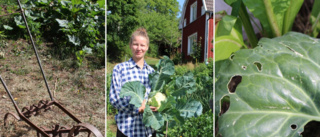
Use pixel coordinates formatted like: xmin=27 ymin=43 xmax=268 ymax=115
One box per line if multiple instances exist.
xmin=193 ymin=5 xmax=197 ymax=20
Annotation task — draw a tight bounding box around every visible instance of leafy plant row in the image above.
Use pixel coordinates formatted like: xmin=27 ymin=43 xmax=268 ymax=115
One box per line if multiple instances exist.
xmin=120 ymin=56 xmax=205 ymax=136
xmin=4 ymin=0 xmax=105 ymax=66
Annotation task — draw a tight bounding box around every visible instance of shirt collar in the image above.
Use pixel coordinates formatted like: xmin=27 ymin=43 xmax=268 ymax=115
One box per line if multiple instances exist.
xmin=128 ymin=58 xmax=150 ymax=70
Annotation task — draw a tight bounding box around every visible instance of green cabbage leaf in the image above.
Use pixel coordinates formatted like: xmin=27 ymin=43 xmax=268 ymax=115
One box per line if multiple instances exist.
xmin=216 ymin=32 xmax=320 ymax=136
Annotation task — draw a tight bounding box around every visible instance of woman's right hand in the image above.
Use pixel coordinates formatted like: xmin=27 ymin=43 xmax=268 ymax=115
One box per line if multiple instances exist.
xmin=138 ymin=100 xmax=146 ymax=113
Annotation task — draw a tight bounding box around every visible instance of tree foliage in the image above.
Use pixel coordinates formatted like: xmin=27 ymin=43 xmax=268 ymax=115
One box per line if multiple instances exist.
xmin=107 ymin=0 xmax=139 ymax=62
xmin=137 ymin=0 xmax=180 ymax=57
xmin=107 ymin=0 xmax=180 ymax=61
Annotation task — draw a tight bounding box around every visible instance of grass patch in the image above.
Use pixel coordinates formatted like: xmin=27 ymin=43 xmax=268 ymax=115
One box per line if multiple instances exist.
xmin=107 ymin=115 xmax=117 ymax=137
xmin=144 ymin=56 xmax=160 ymax=69
xmin=0 ymin=39 xmax=105 ymax=136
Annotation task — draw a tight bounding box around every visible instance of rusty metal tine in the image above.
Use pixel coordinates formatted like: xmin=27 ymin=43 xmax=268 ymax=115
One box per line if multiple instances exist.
xmin=75 ymin=123 xmax=103 ymax=137
xmin=16 ymin=0 xmax=54 ymax=101
xmin=0 ymin=76 xmax=21 ymax=114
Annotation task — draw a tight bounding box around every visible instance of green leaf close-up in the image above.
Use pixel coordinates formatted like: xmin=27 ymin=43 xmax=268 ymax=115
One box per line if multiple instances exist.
xmin=119 ymin=81 xmax=146 ymax=108
xmin=215 ymin=15 xmax=245 ymax=62
xmin=176 ymin=98 xmax=203 ymax=118
xmin=243 ymin=0 xmax=291 ymax=37
xmin=149 ymin=56 xmax=175 ymax=94
xmin=170 ymin=71 xmax=197 ymax=97
xmin=216 ymin=32 xmax=320 ymax=136
xmin=143 ymin=105 xmax=165 ymax=130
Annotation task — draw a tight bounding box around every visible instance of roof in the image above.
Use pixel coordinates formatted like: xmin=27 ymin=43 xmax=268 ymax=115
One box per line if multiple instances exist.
xmin=205 ymin=0 xmax=214 ymax=12
xmin=179 ymin=0 xmax=214 ymax=29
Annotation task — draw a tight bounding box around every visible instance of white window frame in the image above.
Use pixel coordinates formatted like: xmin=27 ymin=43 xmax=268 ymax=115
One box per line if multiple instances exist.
xmin=184 ymin=19 xmax=186 ymax=27
xmin=190 ymin=1 xmax=197 ymax=23
xmin=201 ymin=6 xmax=205 ymax=15
xmin=188 ymin=33 xmax=197 ymax=55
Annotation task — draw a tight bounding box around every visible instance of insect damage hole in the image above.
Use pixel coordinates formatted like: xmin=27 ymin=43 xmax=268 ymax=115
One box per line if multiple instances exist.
xmin=241 ymin=65 xmax=247 ymax=70
xmin=229 ymin=54 xmax=235 ymax=60
xmin=219 ymin=95 xmax=230 ymax=116
xmin=254 ymin=62 xmax=262 ymax=72
xmin=291 ymin=124 xmax=297 ymax=130
xmin=228 ymin=75 xmax=242 ymax=93
xmin=301 ymin=121 xmax=320 ymax=136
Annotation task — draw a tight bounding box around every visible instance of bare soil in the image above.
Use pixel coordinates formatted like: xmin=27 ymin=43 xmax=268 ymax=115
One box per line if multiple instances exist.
xmin=0 ymin=39 xmax=105 ymax=136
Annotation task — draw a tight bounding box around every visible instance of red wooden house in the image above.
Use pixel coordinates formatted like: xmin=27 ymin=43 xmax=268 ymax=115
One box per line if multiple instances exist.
xmin=179 ymin=0 xmax=214 ymax=63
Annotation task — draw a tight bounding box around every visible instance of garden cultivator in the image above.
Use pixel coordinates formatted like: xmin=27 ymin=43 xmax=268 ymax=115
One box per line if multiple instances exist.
xmin=0 ymin=0 xmax=103 ymax=136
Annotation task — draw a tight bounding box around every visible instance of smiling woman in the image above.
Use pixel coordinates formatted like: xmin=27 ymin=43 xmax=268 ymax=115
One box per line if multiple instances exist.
xmin=129 ymin=28 xmax=150 ymax=68
xmin=109 ymin=28 xmax=158 ymax=137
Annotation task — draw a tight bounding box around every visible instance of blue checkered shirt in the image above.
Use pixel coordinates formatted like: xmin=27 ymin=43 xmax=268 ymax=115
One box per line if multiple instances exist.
xmin=109 ymin=58 xmax=155 ymax=137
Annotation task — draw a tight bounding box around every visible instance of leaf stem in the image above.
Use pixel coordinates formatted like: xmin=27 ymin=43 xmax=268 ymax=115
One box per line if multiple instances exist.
xmin=263 ymin=0 xmax=281 ymax=37
xmin=239 ymin=1 xmax=258 ymax=48
xmin=282 ymin=0 xmax=303 ymax=35
xmin=165 ymin=120 xmax=168 ymax=137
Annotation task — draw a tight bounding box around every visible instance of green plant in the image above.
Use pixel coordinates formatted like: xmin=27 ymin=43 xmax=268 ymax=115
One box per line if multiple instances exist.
xmin=216 ymin=32 xmax=320 ymax=136
xmin=207 ymin=58 xmax=214 ymax=77
xmin=167 ymin=110 xmax=213 ymax=137
xmin=193 ymin=62 xmax=210 ymax=78
xmin=174 ymin=65 xmax=189 ymax=76
xmin=188 ymin=75 xmax=213 ymax=113
xmin=190 ymin=37 xmax=202 ymax=64
xmin=215 ymin=0 xmax=320 ymax=61
xmin=6 ymin=0 xmax=105 ymax=67
xmin=119 ymin=56 xmax=202 ymax=136
xmin=172 ymin=51 xmax=182 ymax=65
xmin=107 ymin=73 xmax=117 ymax=115
xmin=310 ymin=0 xmax=320 ymax=37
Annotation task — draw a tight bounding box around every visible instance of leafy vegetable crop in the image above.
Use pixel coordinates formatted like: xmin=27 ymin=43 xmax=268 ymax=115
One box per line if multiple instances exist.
xmin=6 ymin=0 xmax=105 ymax=66
xmin=216 ymin=32 xmax=320 ymax=136
xmin=120 ymin=56 xmax=203 ymax=134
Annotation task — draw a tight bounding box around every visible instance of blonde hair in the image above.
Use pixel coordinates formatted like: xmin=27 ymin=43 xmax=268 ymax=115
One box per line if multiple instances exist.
xmin=129 ymin=28 xmax=149 ymax=46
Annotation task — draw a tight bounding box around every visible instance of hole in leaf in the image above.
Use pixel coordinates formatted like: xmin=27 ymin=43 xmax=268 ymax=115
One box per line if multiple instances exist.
xmin=228 ymin=75 xmax=242 ymax=93
xmin=230 ymin=54 xmax=235 ymax=60
xmin=241 ymin=65 xmax=247 ymax=70
xmin=219 ymin=96 xmax=230 ymax=116
xmin=291 ymin=124 xmax=297 ymax=130
xmin=254 ymin=62 xmax=262 ymax=71
xmin=301 ymin=121 xmax=320 ymax=136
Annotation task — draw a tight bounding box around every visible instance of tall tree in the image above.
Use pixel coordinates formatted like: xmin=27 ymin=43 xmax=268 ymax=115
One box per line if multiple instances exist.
xmin=107 ymin=0 xmax=180 ymax=60
xmin=137 ymin=0 xmax=180 ymax=57
xmin=107 ymin=0 xmax=139 ymax=62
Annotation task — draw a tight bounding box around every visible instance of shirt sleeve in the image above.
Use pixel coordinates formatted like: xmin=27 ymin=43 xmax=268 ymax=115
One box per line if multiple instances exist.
xmin=109 ymin=65 xmax=139 ymax=114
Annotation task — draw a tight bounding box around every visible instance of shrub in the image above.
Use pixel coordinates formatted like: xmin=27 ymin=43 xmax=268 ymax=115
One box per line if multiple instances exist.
xmin=172 ymin=51 xmax=182 ymax=65
xmin=174 ymin=65 xmax=190 ymax=76
xmin=193 ymin=62 xmax=210 ymax=78
xmin=167 ymin=110 xmax=213 ymax=137
xmin=5 ymin=0 xmax=105 ymax=67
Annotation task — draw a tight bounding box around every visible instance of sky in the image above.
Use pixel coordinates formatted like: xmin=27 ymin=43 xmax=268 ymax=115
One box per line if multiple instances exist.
xmin=177 ymin=0 xmax=185 ymax=18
